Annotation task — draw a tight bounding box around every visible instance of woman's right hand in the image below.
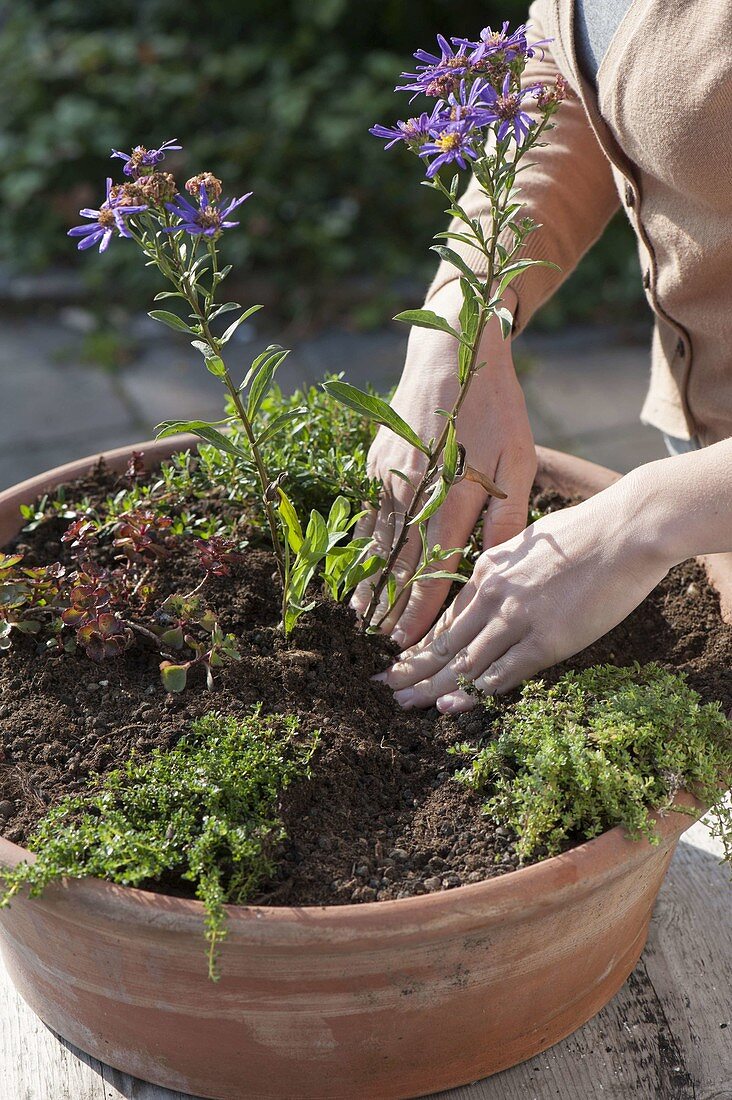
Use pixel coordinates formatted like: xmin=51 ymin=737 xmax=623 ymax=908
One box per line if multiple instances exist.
xmin=351 ymin=281 xmax=537 ymax=647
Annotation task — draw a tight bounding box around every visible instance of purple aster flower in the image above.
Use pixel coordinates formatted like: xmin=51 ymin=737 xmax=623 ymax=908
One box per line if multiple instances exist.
xmin=370 ymin=103 xmax=449 ymax=150
xmin=476 ymin=74 xmax=537 ymax=144
xmin=419 ymin=120 xmax=479 ymax=178
xmin=164 ymin=184 xmax=252 ymax=238
xmin=396 ymin=34 xmax=473 ymax=100
xmin=445 ymin=79 xmax=498 ymax=127
xmin=110 ymin=139 xmax=182 ymax=179
xmin=455 ymin=23 xmax=551 ymax=64
xmin=67 ymin=178 xmax=147 ymax=253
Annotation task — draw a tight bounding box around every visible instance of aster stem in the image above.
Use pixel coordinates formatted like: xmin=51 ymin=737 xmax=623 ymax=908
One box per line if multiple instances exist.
xmin=362 ymin=290 xmax=490 ymax=630
xmin=187 ymin=239 xmax=285 ymax=581
xmin=132 ymin=213 xmax=286 ymax=583
xmin=363 ymin=118 xmax=546 ymax=629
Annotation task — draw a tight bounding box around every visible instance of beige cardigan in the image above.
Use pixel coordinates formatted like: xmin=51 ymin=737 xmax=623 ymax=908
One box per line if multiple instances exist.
xmin=427 ymin=0 xmax=732 ymax=445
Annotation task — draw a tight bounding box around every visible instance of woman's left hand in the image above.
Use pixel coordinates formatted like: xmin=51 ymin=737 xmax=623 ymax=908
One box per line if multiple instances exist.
xmin=377 ymin=468 xmax=674 ymax=713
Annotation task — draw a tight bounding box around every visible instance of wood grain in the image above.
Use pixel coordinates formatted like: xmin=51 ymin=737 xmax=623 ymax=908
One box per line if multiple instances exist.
xmin=2 ymin=817 xmax=730 ymax=1100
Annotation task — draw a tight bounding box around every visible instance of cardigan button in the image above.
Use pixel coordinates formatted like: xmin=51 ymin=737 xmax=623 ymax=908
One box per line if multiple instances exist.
xmin=625 ymin=183 xmax=635 ymax=208
xmin=642 ymin=269 xmax=651 ymax=289
xmin=676 ymin=338 xmax=685 ymax=358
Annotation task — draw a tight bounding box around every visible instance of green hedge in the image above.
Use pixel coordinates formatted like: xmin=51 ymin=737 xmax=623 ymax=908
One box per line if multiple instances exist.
xmin=0 ymin=1 xmax=641 ymax=325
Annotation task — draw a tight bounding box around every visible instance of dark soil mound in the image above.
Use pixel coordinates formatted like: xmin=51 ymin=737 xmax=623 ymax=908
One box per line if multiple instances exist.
xmin=1 ymin=465 xmax=730 ymax=905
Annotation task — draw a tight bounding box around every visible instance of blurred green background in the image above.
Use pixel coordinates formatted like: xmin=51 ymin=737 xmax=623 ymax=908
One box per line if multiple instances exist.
xmin=0 ymin=0 xmax=642 ymax=330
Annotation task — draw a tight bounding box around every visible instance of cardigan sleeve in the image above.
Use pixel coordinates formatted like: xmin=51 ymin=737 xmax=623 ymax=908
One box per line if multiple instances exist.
xmin=425 ymin=0 xmax=620 ymax=333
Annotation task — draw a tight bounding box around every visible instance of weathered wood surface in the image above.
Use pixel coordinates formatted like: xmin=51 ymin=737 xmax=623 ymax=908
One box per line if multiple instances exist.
xmin=2 ymin=817 xmax=730 ymax=1100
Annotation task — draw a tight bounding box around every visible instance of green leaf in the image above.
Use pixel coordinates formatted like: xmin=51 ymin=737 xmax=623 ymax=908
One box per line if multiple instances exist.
xmin=322 ymin=381 xmax=429 ymax=456
xmin=190 ymin=255 xmax=209 ymax=276
xmin=255 ymin=407 xmax=306 ymax=447
xmin=414 ymin=570 xmax=466 ymax=584
xmin=340 ymin=552 xmax=383 ymax=595
xmin=392 ymin=309 xmax=461 ymax=342
xmin=494 ymin=306 xmax=514 ymax=340
xmin=458 ymin=278 xmax=481 ymax=383
xmin=209 ymin=302 xmax=241 ymax=320
xmin=204 ymin=355 xmax=226 ymax=379
xmin=277 ymin=489 xmax=303 ymax=553
xmin=410 ymin=477 xmax=449 ymax=526
xmin=327 ymin=494 xmax=351 ymax=534
xmin=433 ymin=230 xmax=483 ymax=248
xmin=148 ymin=310 xmax=195 ymax=335
xmin=243 ymin=344 xmax=284 ymax=388
xmin=160 ymin=662 xmax=188 ymax=693
xmin=160 ymin=626 xmax=184 ymax=648
xmin=430 ymin=245 xmax=482 ymax=288
xmin=156 ymin=420 xmax=245 ymax=460
xmin=14 ymin=619 xmax=41 ymax=635
xmin=496 ymin=259 xmax=559 ymax=299
xmin=389 ymin=468 xmax=416 ymax=487
xmin=247 ymin=348 xmax=290 ymax=421
xmin=303 ymin=509 xmax=329 ymax=559
xmin=458 ymin=335 xmax=472 ymax=384
xmin=191 ymin=340 xmax=213 ymax=357
xmin=442 ymin=422 xmax=459 ymax=485
xmin=220 ymin=304 xmax=264 ymax=345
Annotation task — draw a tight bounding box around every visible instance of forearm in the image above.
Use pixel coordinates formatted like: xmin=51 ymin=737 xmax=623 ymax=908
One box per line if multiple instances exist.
xmin=391 ymin=281 xmax=518 ymax=416
xmin=629 ymin=440 xmax=732 ymax=564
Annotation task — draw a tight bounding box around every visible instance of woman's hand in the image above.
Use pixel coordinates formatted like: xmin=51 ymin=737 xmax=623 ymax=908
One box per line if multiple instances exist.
xmin=377 ymin=467 xmax=677 ymax=712
xmin=351 ymin=281 xmax=536 ymax=646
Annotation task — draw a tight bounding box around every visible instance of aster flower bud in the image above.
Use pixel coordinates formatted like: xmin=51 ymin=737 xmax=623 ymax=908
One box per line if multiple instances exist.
xmin=185 ymin=173 xmax=223 ymax=202
xmin=535 ymin=75 xmax=568 ymax=115
xmin=110 ymin=181 xmax=152 ymax=210
xmin=133 ymin=172 xmax=178 ymax=206
xmin=110 ymin=139 xmax=181 ymax=180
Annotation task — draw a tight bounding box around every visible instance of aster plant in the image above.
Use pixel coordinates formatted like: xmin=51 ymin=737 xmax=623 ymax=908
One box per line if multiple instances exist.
xmin=68 ymin=142 xmax=379 ymax=636
xmin=66 ymin=20 xmax=565 ymax=642
xmin=325 ymin=22 xmax=566 ymax=630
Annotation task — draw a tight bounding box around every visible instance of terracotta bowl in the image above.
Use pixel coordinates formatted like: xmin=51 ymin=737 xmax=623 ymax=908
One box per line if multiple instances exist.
xmin=0 ymin=441 xmax=727 ymax=1100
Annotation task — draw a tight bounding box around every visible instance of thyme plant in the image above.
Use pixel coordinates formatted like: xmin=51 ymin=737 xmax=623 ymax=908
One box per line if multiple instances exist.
xmin=454 ymin=664 xmax=732 ymax=862
xmin=325 ymin=24 xmax=566 ymax=628
xmin=0 ymin=708 xmax=317 ymax=980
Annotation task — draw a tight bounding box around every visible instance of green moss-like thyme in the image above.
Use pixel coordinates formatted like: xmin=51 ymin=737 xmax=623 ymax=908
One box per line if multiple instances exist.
xmin=455 ymin=663 xmax=732 ymax=862
xmin=0 ymin=708 xmax=317 ymax=980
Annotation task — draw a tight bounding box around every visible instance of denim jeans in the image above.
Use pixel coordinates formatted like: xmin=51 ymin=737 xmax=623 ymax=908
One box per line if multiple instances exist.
xmin=663 ymin=433 xmax=701 ymax=456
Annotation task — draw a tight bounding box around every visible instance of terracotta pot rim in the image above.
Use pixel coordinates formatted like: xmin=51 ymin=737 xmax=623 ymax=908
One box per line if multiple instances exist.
xmin=0 ymin=437 xmax=705 ymax=934
xmin=0 ymin=796 xmax=702 ymax=939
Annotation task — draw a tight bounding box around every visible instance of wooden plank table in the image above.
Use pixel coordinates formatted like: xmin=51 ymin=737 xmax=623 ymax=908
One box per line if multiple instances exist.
xmin=2 ymin=815 xmax=730 ymax=1100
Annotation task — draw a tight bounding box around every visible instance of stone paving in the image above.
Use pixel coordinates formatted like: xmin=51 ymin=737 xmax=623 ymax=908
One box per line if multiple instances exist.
xmin=0 ymin=310 xmax=665 ymax=491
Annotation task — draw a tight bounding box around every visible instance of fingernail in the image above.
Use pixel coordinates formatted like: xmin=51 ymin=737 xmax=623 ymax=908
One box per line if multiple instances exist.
xmin=437 ymin=692 xmax=468 ymax=715
xmin=391 ymin=628 xmax=407 ymax=647
xmin=371 ymin=672 xmax=388 ymax=683
xmin=394 ymin=687 xmax=415 ymax=708
xmin=436 ymin=694 xmax=458 ymax=714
